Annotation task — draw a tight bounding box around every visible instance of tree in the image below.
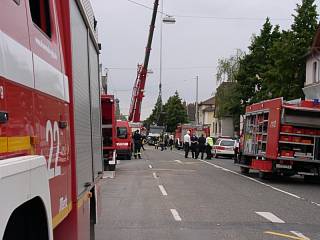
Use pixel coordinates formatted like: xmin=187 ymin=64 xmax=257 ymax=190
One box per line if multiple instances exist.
xmin=163 ymin=91 xmax=188 ymax=132
xmin=216 ymin=49 xmax=244 ymax=85
xmin=266 ymin=0 xmax=318 ymax=99
xmin=143 ymin=95 xmax=164 ymax=127
xmin=215 ymin=82 xmax=241 ymax=131
xmin=236 ymin=18 xmax=282 ymax=107
xmin=215 ymin=50 xmax=244 ymax=131
xmin=258 ymin=0 xmax=318 ymax=100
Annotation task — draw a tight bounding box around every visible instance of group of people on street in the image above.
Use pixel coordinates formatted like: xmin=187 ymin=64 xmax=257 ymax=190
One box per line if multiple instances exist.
xmin=154 ymin=134 xmax=174 ymax=151
xmin=133 ymin=129 xmax=214 ymax=160
xmin=183 ymin=131 xmax=214 ymax=159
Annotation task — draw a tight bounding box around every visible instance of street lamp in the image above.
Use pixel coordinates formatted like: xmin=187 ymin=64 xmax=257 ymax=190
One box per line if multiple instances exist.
xmin=195 ymin=76 xmax=199 ymax=125
xmin=163 ymin=15 xmax=176 ymax=24
xmin=157 ymin=0 xmax=175 ymax=122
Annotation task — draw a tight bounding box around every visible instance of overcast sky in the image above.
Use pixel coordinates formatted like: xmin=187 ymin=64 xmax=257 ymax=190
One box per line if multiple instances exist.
xmin=91 ymin=0 xmax=319 ymax=120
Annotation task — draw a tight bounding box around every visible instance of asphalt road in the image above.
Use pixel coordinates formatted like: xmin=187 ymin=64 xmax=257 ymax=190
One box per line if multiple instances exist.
xmin=95 ymin=147 xmax=320 ymax=240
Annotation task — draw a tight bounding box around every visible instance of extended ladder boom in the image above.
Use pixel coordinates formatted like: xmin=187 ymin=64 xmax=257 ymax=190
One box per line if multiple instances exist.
xmin=129 ymin=0 xmax=159 ymax=122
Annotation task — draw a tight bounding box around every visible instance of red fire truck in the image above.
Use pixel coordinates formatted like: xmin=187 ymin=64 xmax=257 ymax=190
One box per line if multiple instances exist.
xmin=236 ymin=98 xmax=320 ymax=180
xmin=175 ymin=124 xmax=210 ymax=149
xmin=0 ymin=1 xmax=102 ymax=239
xmin=101 ymin=95 xmax=117 ymax=170
xmin=115 ymin=120 xmax=133 ymax=160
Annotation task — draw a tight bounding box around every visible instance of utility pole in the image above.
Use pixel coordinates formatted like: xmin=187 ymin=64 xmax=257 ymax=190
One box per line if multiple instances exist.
xmin=157 ymin=0 xmax=164 ymax=124
xmin=195 ymin=75 xmax=199 ymax=125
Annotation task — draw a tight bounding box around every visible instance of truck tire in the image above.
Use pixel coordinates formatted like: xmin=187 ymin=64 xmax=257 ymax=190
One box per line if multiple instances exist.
xmin=240 ymin=166 xmax=249 ymax=174
xmin=127 ymin=154 xmax=132 ymax=160
xmin=258 ymin=171 xmax=270 ymax=180
xmin=303 ymin=175 xmax=319 ymax=183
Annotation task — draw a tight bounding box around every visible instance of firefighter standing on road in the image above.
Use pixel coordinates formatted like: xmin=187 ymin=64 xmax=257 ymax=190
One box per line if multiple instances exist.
xmin=133 ymin=130 xmax=142 ymax=159
xmin=197 ymin=134 xmax=206 ymax=159
xmin=184 ymin=131 xmax=191 ymax=158
xmin=191 ymin=133 xmax=198 ymax=159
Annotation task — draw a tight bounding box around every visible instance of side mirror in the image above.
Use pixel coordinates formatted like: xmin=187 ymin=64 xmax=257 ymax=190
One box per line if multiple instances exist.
xmin=0 ymin=112 xmax=8 ymax=124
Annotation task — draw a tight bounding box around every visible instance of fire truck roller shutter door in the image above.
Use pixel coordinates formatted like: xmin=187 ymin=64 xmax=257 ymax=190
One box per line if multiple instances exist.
xmin=88 ymin=39 xmax=102 ymax=179
xmin=70 ymin=0 xmax=94 ymax=195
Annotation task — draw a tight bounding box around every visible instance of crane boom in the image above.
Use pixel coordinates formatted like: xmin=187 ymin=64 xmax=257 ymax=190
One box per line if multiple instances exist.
xmin=129 ymin=0 xmax=159 ymax=122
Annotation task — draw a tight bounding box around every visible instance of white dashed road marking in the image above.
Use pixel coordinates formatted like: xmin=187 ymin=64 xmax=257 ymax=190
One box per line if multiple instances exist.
xmin=255 ymin=212 xmax=285 ymax=223
xmin=170 ymin=209 xmax=182 ymax=221
xmin=158 ymin=185 xmax=168 ymax=196
xmin=174 ymin=160 xmax=183 ymax=164
xmin=153 ymin=172 xmax=158 ymax=179
xmin=290 ymin=231 xmax=310 ymax=240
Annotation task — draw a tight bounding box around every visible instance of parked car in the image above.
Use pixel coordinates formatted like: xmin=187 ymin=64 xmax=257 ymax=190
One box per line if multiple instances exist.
xmin=212 ymin=138 xmax=236 ymax=158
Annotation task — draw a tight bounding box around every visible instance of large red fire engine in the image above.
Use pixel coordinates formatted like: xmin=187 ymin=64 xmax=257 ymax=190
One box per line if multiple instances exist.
xmin=236 ymin=98 xmax=320 ymax=180
xmin=0 ymin=1 xmax=103 ymax=239
xmin=101 ymin=95 xmax=117 ymax=170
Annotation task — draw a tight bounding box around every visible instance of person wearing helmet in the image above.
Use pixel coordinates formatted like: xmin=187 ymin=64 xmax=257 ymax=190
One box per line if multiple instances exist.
xmin=133 ymin=130 xmax=142 ymax=159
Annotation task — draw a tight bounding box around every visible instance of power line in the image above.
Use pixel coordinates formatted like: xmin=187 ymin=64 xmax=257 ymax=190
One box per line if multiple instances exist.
xmin=127 ymin=0 xmax=290 ymax=21
xmin=127 ymin=0 xmax=168 ymax=15
xmin=175 ymin=15 xmax=290 ymax=21
xmin=107 ymin=66 xmax=216 ymax=70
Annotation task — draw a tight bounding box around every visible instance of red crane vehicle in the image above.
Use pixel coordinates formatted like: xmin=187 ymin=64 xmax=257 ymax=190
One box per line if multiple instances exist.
xmin=101 ymin=95 xmax=117 ymax=170
xmin=0 ymin=1 xmax=102 ymax=239
xmin=128 ymin=0 xmax=159 ymax=123
xmin=236 ymin=98 xmax=320 ymax=180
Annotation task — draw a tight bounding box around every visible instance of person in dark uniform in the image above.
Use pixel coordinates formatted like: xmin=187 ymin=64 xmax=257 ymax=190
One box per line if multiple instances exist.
xmin=133 ymin=130 xmax=142 ymax=159
xmin=197 ymin=134 xmax=206 ymax=159
xmin=190 ymin=133 xmax=198 ymax=159
xmin=169 ymin=136 xmax=174 ymax=150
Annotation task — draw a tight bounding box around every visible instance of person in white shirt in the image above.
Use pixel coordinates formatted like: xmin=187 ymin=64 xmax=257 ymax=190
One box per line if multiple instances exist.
xmin=183 ymin=131 xmax=191 ymax=158
xmin=205 ymin=136 xmax=214 ymax=159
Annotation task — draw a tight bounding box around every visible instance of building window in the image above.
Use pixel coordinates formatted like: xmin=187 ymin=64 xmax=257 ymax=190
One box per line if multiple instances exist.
xmin=29 ymin=0 xmax=51 ymax=38
xmin=313 ymin=61 xmax=318 ymax=83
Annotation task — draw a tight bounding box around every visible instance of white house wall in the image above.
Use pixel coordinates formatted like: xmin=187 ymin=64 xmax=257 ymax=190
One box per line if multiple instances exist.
xmin=306 ymin=54 xmax=320 ymax=86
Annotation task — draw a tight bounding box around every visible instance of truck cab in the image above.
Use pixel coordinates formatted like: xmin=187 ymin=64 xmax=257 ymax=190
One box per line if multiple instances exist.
xmin=116 ymin=120 xmax=132 ymax=159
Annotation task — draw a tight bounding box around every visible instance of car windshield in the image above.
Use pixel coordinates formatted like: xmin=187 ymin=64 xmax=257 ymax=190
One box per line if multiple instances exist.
xmin=220 ymin=140 xmax=235 ymax=146
xmin=117 ymin=127 xmax=127 ymax=139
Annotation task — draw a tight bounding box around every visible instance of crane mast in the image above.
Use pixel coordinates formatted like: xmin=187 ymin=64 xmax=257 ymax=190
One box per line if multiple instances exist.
xmin=129 ymin=0 xmax=159 ymax=122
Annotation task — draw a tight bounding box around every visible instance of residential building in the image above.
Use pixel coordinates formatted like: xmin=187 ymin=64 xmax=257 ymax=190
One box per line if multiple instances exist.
xmin=303 ymin=24 xmax=320 ymax=99
xmin=198 ymin=97 xmax=216 ymax=136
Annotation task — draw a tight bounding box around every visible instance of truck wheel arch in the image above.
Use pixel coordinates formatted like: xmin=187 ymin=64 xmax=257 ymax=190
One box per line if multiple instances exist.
xmin=3 ymin=197 xmax=49 ymax=240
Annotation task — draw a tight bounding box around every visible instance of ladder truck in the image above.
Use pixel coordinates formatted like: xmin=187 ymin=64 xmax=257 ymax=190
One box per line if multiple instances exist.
xmin=128 ymin=0 xmax=159 ymax=123
xmin=0 ymin=0 xmax=103 ymax=239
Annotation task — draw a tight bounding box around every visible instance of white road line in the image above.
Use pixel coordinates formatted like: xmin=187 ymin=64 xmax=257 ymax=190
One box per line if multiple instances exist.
xmin=255 ymin=212 xmax=285 ymax=223
xmin=173 ymin=150 xmax=306 ymax=202
xmin=153 ymin=172 xmax=158 ymax=179
xmin=174 ymin=160 xmax=183 ymax=164
xmin=311 ymin=201 xmax=320 ymax=207
xmin=197 ymin=159 xmax=302 ymax=199
xmin=158 ymin=185 xmax=168 ymax=196
xmin=149 ymin=164 xmax=153 ymax=169
xmin=170 ymin=209 xmax=182 ymax=221
xmin=290 ymin=231 xmax=310 ymax=240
